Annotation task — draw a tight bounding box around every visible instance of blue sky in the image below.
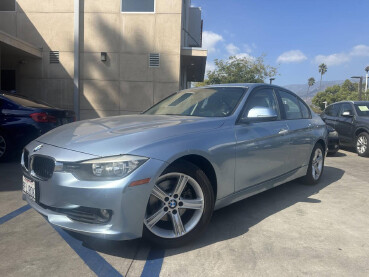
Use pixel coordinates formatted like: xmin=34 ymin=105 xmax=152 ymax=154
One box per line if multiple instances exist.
xmin=192 ymin=0 xmax=369 ymax=85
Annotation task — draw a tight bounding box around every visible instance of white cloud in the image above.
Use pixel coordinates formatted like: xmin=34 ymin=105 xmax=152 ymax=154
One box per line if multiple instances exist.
xmin=205 ymin=61 xmax=216 ymax=74
xmin=313 ymin=53 xmax=350 ymax=66
xmin=313 ymin=44 xmax=369 ymax=67
xmin=243 ymin=44 xmax=253 ymax=54
xmin=276 ymin=50 xmax=307 ymax=63
xmin=350 ymin=44 xmax=369 ymax=57
xmin=235 ymin=53 xmax=255 ymax=60
xmin=202 ymin=31 xmax=223 ymax=53
xmin=226 ymin=43 xmax=240 ymax=55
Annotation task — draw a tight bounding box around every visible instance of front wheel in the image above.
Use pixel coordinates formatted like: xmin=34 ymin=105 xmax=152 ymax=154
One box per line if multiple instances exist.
xmin=356 ymin=132 xmax=369 ymax=157
xmin=143 ymin=160 xmax=214 ymax=248
xmin=302 ymin=143 xmax=325 ymax=185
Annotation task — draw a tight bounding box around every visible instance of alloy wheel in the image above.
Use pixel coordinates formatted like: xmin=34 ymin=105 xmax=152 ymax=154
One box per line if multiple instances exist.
xmin=0 ymin=136 xmax=6 ymax=158
xmin=144 ymin=173 xmax=204 ymax=239
xmin=311 ymin=148 xmax=323 ymax=180
xmin=357 ymin=135 xmax=368 ymax=155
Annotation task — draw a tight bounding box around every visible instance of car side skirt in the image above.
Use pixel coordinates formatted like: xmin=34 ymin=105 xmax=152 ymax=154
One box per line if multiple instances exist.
xmin=214 ymin=165 xmax=307 ymax=211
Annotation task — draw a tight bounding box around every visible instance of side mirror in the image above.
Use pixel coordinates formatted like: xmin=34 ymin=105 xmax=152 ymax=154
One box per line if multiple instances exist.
xmin=341 ymin=111 xmax=353 ymax=117
xmin=241 ymin=107 xmax=278 ymax=123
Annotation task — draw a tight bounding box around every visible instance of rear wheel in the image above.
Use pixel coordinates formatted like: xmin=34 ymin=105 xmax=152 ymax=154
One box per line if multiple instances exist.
xmin=302 ymin=143 xmax=325 ymax=185
xmin=356 ymin=132 xmax=369 ymax=157
xmin=143 ymin=160 xmax=214 ymax=248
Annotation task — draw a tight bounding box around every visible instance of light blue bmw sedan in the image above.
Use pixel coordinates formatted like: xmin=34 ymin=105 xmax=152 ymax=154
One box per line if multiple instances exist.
xmin=22 ymin=84 xmax=327 ymax=247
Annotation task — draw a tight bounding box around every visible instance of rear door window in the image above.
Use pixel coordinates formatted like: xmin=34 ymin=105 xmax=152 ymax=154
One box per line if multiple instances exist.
xmin=278 ymin=90 xmax=302 ymax=120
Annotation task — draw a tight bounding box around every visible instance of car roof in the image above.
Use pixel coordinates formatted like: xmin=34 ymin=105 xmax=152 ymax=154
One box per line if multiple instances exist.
xmin=330 ymin=101 xmax=369 ymax=105
xmin=203 ymin=83 xmax=291 ymax=91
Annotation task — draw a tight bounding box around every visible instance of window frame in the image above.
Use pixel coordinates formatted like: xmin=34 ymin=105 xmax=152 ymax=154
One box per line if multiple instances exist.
xmin=0 ymin=0 xmax=16 ymax=12
xmin=121 ymin=0 xmax=156 ymax=14
xmin=297 ymin=98 xmax=312 ymax=119
xmin=276 ymin=89 xmax=304 ymax=120
xmin=236 ymin=86 xmax=281 ymax=124
xmin=339 ymin=102 xmax=355 ymax=117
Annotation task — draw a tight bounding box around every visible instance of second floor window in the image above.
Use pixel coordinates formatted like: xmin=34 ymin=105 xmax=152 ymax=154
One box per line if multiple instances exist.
xmin=122 ymin=0 xmax=155 ymax=12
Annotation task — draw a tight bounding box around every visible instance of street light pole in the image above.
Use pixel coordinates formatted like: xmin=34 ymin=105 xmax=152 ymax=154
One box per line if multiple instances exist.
xmin=269 ymin=78 xmax=275 ymax=84
xmin=351 ymin=76 xmax=363 ymax=101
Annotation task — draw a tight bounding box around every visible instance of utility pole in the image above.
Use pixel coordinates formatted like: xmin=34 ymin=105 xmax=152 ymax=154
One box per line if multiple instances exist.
xmin=351 ymin=76 xmax=363 ymax=101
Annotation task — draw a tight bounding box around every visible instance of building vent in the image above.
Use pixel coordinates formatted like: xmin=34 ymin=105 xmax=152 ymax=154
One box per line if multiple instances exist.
xmin=149 ymin=53 xmax=160 ymax=67
xmin=49 ymin=51 xmax=60 ymax=64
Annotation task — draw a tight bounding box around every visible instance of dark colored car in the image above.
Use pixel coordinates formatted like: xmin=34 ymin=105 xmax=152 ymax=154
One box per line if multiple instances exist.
xmin=0 ymin=93 xmax=75 ymax=161
xmin=327 ymin=125 xmax=339 ymax=155
xmin=321 ymin=101 xmax=369 ymax=157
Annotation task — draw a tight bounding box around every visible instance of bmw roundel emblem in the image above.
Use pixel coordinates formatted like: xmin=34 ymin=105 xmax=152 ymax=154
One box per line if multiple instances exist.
xmin=33 ymin=144 xmax=43 ymax=152
xmin=169 ymin=199 xmax=177 ymax=208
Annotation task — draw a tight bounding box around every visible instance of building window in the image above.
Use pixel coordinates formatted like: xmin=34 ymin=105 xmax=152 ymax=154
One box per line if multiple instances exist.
xmin=121 ymin=0 xmax=155 ymax=12
xmin=0 ymin=0 xmax=15 ymax=11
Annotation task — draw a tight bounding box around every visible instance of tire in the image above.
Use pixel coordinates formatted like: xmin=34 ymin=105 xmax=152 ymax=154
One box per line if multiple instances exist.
xmin=143 ymin=160 xmax=214 ymax=248
xmin=302 ymin=143 xmax=325 ymax=185
xmin=0 ymin=132 xmax=11 ymax=162
xmin=356 ymin=132 xmax=369 ymax=157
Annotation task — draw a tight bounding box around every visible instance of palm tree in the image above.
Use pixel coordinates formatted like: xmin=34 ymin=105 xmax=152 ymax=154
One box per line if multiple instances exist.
xmin=318 ymin=63 xmax=327 ymax=90
xmin=307 ymin=77 xmax=315 ymax=95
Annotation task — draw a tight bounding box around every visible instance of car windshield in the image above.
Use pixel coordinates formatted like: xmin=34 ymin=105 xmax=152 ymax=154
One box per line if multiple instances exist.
xmin=144 ymin=87 xmax=245 ymax=117
xmin=354 ymin=103 xmax=369 ymax=117
xmin=5 ymin=94 xmax=52 ymax=108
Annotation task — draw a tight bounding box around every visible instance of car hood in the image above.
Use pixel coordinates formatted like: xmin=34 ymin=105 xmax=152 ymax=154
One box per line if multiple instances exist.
xmin=36 ymin=114 xmax=224 ymax=158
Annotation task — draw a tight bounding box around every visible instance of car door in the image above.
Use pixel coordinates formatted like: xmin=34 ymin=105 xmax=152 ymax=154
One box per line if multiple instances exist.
xmin=321 ymin=103 xmax=341 ymax=128
xmin=335 ymin=102 xmax=356 ymax=143
xmin=235 ymin=87 xmax=290 ymax=192
xmin=277 ymin=90 xmax=315 ymax=168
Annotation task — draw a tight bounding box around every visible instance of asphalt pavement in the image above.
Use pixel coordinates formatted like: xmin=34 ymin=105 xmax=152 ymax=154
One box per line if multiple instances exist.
xmin=0 ymin=149 xmax=368 ymax=276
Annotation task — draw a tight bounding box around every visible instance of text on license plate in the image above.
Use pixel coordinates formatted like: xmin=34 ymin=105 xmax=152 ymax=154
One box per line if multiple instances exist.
xmin=22 ymin=176 xmax=36 ymax=201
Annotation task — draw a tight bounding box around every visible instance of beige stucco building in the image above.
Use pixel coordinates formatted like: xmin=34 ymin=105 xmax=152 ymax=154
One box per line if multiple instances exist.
xmin=0 ymin=0 xmax=207 ymax=119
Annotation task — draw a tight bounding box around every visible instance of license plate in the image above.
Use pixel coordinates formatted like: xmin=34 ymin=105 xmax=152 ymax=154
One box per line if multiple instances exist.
xmin=22 ymin=176 xmax=36 ymax=202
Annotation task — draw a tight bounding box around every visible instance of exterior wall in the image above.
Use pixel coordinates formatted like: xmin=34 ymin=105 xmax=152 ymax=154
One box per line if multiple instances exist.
xmin=0 ymin=0 xmax=183 ymax=120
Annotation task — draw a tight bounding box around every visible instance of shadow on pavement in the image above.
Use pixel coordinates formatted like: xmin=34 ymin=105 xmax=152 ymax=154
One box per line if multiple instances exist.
xmin=74 ymin=166 xmax=344 ymax=259
xmin=0 ymin=159 xmax=23 ymax=191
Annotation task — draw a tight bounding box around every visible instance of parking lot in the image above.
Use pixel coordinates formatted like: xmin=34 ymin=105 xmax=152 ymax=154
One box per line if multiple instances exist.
xmin=1 ymin=149 xmax=369 ymax=277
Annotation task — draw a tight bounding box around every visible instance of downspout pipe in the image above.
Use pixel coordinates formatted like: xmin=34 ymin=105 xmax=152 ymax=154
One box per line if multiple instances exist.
xmin=73 ymin=0 xmax=80 ymax=120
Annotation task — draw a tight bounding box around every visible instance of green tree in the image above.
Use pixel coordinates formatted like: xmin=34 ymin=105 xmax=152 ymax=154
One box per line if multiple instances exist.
xmin=312 ymin=79 xmax=359 ymax=110
xmin=307 ymin=77 xmax=315 ymax=94
xmin=318 ymin=63 xmax=328 ymax=89
xmin=197 ymin=55 xmax=277 ymax=86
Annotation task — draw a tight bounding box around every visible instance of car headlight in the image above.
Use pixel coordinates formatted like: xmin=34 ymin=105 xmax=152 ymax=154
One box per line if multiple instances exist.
xmin=58 ymin=155 xmax=148 ymax=181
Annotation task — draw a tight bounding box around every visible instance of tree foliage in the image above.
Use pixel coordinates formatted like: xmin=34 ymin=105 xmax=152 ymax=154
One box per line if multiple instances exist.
xmin=307 ymin=77 xmax=315 ymax=94
xmin=196 ymin=55 xmax=277 ymax=86
xmin=318 ymin=63 xmax=328 ymax=88
xmin=312 ymin=79 xmax=359 ymax=111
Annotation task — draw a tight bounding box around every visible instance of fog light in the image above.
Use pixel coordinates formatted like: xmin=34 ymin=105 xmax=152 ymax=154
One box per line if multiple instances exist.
xmin=100 ymin=209 xmax=111 ymax=220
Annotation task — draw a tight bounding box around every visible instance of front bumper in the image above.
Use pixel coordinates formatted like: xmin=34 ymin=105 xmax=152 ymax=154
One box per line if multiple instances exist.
xmin=22 ymin=142 xmax=167 ymax=240
xmin=328 ymin=136 xmax=339 ymax=152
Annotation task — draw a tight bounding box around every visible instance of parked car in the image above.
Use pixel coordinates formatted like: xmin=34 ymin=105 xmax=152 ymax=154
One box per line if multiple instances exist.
xmin=321 ymin=101 xmax=369 ymax=157
xmin=0 ymin=92 xmax=75 ymax=161
xmin=327 ymin=125 xmax=339 ymax=155
xmin=22 ymin=84 xmax=327 ymax=247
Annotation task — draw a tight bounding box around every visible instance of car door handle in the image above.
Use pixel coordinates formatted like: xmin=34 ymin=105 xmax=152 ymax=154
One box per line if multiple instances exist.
xmin=279 ymin=129 xmax=289 ymax=135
